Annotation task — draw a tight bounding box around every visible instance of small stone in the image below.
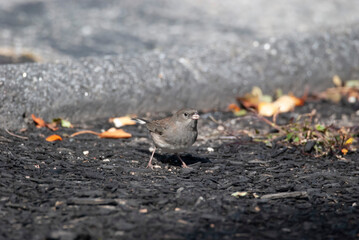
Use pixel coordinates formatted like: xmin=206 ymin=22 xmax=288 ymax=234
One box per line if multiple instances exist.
xmin=304 ymin=141 xmax=316 ymax=152
xmin=207 ymin=147 xmax=214 ymax=152
xmin=139 ymin=208 xmax=148 ymax=213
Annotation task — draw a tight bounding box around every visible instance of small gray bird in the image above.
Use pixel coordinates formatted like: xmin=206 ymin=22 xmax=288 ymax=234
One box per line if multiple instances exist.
xmin=136 ymin=109 xmax=199 ymax=169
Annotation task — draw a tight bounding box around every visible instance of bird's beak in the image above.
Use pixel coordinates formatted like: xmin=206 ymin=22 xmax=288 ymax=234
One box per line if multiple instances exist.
xmin=192 ymin=113 xmax=200 ymax=120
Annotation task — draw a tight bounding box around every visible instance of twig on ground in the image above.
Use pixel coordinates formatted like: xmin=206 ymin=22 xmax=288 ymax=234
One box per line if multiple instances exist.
xmin=209 ymin=115 xmax=242 ymax=140
xmin=248 ymin=109 xmax=286 ymax=134
xmin=261 ymin=191 xmax=308 ymax=200
xmin=5 ymin=129 xmax=28 ymax=140
xmin=70 ymin=130 xmax=100 ymax=137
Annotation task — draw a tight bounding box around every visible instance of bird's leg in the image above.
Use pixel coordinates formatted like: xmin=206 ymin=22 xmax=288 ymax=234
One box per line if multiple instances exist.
xmin=147 ymin=147 xmax=156 ymax=169
xmin=176 ymin=154 xmax=189 ymax=168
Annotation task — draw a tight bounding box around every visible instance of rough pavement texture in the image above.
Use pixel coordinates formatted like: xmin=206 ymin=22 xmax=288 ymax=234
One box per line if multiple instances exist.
xmin=1 ymin=0 xmax=359 ymax=130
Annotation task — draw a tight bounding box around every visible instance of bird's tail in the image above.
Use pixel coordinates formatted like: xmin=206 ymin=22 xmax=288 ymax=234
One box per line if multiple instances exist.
xmin=132 ymin=118 xmax=149 ymax=125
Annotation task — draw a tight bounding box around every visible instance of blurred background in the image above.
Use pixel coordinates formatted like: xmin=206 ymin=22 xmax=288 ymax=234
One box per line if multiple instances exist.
xmin=1 ymin=0 xmax=359 ymax=129
xmin=1 ymin=0 xmax=359 ymax=63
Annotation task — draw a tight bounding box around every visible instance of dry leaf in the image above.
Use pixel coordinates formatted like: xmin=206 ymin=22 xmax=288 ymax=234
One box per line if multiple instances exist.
xmin=46 ymin=122 xmax=59 ymax=131
xmin=32 ymin=114 xmax=59 ymax=131
xmin=237 ymin=87 xmax=273 ymax=109
xmin=71 ymin=128 xmax=132 ymax=139
xmin=32 ymin=114 xmax=46 ymax=128
xmin=99 ymin=128 xmax=132 ymax=139
xmin=323 ymin=89 xmax=342 ymax=103
xmin=257 ymin=94 xmax=304 ymax=117
xmin=53 ymin=118 xmax=74 ymax=128
xmin=227 ymin=103 xmax=241 ymax=112
xmin=258 ymin=102 xmax=279 ymax=117
xmin=333 ymin=75 xmax=342 ymax=87
xmin=237 ymin=96 xmax=259 ymax=109
xmin=46 ymin=134 xmax=62 ymax=142
xmin=345 ymin=80 xmax=359 ymax=88
xmin=289 ymin=93 xmax=306 ymax=106
xmin=318 ymin=76 xmax=359 ymax=103
xmin=273 ymin=95 xmax=297 ymax=113
xmin=236 ymin=87 xmax=263 ymax=109
xmin=237 ymin=87 xmax=307 ymax=117
xmin=251 ymin=86 xmax=263 ymax=98
xmin=109 ymin=116 xmax=136 ymax=128
xmin=345 ymin=137 xmax=354 ymax=145
xmin=227 ymin=103 xmax=247 ymax=116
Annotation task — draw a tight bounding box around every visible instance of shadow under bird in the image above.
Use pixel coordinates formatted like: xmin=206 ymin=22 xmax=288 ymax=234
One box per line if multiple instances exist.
xmin=136 ymin=109 xmax=199 ymax=169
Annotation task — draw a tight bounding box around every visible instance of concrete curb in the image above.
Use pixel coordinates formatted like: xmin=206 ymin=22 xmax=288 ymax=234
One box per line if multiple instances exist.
xmin=1 ymin=25 xmax=359 ymax=129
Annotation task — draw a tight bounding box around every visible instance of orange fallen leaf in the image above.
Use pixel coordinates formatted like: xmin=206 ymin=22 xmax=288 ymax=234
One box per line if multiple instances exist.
xmin=227 ymin=103 xmax=241 ymax=112
xmin=70 ymin=128 xmax=132 ymax=139
xmin=99 ymin=128 xmax=132 ymax=139
xmin=288 ymin=93 xmax=305 ymax=106
xmin=109 ymin=116 xmax=136 ymax=128
xmin=32 ymin=114 xmax=59 ymax=131
xmin=32 ymin=114 xmax=46 ymax=128
xmin=46 ymin=134 xmax=62 ymax=142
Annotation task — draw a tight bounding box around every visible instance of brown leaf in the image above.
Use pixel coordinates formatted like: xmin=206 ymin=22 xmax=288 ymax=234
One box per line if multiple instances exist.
xmin=46 ymin=122 xmax=59 ymax=131
xmin=46 ymin=134 xmax=62 ymax=142
xmin=236 ymin=87 xmax=272 ymax=109
xmin=237 ymin=94 xmax=260 ymax=109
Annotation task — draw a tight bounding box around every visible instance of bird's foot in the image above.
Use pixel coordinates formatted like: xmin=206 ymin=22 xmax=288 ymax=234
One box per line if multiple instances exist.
xmin=181 ymin=162 xmax=189 ymax=168
xmin=146 ymin=163 xmax=154 ymax=170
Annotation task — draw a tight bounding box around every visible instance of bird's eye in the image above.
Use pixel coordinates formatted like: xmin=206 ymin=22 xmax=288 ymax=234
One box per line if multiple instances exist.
xmin=183 ymin=113 xmax=188 ymax=117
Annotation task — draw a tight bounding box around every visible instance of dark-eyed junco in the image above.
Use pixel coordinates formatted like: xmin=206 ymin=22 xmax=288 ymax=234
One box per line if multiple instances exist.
xmin=136 ymin=109 xmax=199 ymax=169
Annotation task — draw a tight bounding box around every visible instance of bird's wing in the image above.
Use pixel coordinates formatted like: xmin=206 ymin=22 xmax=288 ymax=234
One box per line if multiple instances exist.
xmin=146 ymin=117 xmax=171 ymax=135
